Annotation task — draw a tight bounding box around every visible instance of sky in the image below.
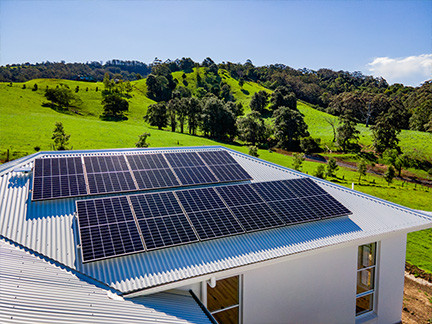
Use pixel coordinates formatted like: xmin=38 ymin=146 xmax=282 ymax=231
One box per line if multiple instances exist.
xmin=0 ymin=0 xmax=431 ymax=86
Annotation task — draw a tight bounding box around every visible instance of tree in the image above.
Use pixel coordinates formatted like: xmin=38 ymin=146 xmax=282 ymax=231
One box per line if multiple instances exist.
xmin=44 ymin=86 xmax=78 ymax=109
xmin=292 ymin=153 xmax=305 ymax=171
xmin=248 ymin=146 xmax=259 ymax=157
xmin=52 ymin=122 xmax=70 ymax=150
xmin=101 ymin=93 xmax=129 ymax=118
xmin=382 ymin=149 xmax=409 ymax=177
xmin=167 ymin=99 xmax=178 ymax=132
xmin=270 ymin=86 xmax=297 ymax=111
xmin=336 ymin=114 xmax=360 ymax=152
xmin=186 ymin=97 xmax=202 ymax=135
xmin=176 ymin=98 xmax=189 ymax=133
xmin=250 ymin=91 xmax=269 ymax=113
xmin=144 ymin=102 xmax=168 ymax=130
xmin=273 ymin=107 xmax=309 ymax=149
xmin=314 ymin=165 xmax=325 ymax=179
xmin=236 ymin=112 xmax=267 ymax=145
xmin=201 ymin=97 xmax=237 ymax=140
xmin=300 ymin=136 xmax=321 ymax=154
xmin=384 ymin=165 xmax=395 ymax=186
xmin=357 ymin=160 xmax=367 ymax=184
xmin=32 ymin=84 xmax=38 ymax=91
xmin=372 ymin=107 xmax=402 ymax=154
xmin=136 ymin=132 xmax=151 ymax=148
xmin=326 ymin=157 xmax=339 ymax=177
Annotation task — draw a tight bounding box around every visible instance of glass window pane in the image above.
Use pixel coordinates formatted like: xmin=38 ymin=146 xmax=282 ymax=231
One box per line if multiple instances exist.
xmin=212 ymin=306 xmax=239 ymax=324
xmin=357 ymin=243 xmax=376 ymax=269
xmin=356 ymin=294 xmax=373 ymax=316
xmin=357 ymin=268 xmax=375 ymax=294
xmin=207 ymin=276 xmax=239 ymax=312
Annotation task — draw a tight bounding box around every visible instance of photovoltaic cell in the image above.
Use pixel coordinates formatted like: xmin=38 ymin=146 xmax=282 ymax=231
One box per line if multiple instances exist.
xmin=187 ymin=209 xmax=244 ymax=240
xmin=138 ymin=215 xmax=198 ymax=250
xmin=198 ymin=150 xmax=237 ymax=165
xmin=77 ymin=196 xmax=144 ymax=262
xmin=267 ymin=199 xmax=318 ymax=224
xmin=32 ymin=174 xmax=87 ymax=200
xmin=209 ymin=164 xmax=252 ymax=182
xmin=164 ymin=152 xmax=205 ymax=168
xmin=84 ymin=155 xmax=129 ymax=173
xmin=216 ymin=184 xmax=264 ymax=207
xmin=251 ymin=181 xmax=296 ymax=202
xmin=129 ymin=192 xmax=183 ymax=219
xmin=174 ymin=166 xmax=217 ymax=185
xmin=34 ymin=157 xmax=84 ymax=177
xmin=282 ymin=178 xmax=327 ymax=198
xmin=87 ymin=171 xmax=136 ymax=194
xmin=126 ymin=154 xmax=169 ymax=170
xmin=175 ymin=188 xmax=226 ymax=214
xmin=302 ymin=194 xmax=351 ymax=219
xmin=133 ymin=169 xmax=180 ymax=190
xmin=230 ymin=203 xmax=284 ymax=231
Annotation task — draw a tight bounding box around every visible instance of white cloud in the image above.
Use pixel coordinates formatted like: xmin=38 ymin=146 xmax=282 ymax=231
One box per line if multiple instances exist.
xmin=367 ymin=54 xmax=432 ymax=86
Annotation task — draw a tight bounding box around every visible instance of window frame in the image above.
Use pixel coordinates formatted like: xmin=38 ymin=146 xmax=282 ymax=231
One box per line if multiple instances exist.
xmin=203 ymin=274 xmax=243 ymax=324
xmin=355 ymin=242 xmax=379 ymax=318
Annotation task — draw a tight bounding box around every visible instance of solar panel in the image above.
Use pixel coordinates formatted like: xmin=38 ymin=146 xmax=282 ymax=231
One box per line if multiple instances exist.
xmin=34 ymin=157 xmax=84 ymax=177
xmin=137 ymin=215 xmax=198 ymax=250
xmin=216 ymin=184 xmax=264 ymax=207
xmin=209 ymin=164 xmax=252 ymax=182
xmin=301 ymin=194 xmax=351 ymax=219
xmin=175 ymin=188 xmax=226 ymax=214
xmin=251 ymin=181 xmax=296 ymax=202
xmin=186 ymin=209 xmax=244 ymax=240
xmin=32 ymin=174 xmax=87 ymax=200
xmin=87 ymin=171 xmax=136 ymax=194
xmin=76 ymin=197 xmax=144 ymax=262
xmin=267 ymin=199 xmax=318 ymax=224
xmin=129 ymin=192 xmax=184 ymax=219
xmin=174 ymin=166 xmax=217 ymax=185
xmin=133 ymin=169 xmax=180 ymax=190
xmin=198 ymin=150 xmax=237 ymax=165
xmin=230 ymin=203 xmax=284 ymax=231
xmin=282 ymin=178 xmax=327 ymax=198
xmin=84 ymin=156 xmax=129 ymax=173
xmin=164 ymin=152 xmax=205 ymax=168
xmin=126 ymin=154 xmax=169 ymax=170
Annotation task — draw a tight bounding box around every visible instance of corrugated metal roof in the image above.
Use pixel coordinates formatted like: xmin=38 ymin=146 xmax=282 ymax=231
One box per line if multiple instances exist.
xmin=1 ymin=146 xmax=431 ymax=295
xmin=0 ymin=238 xmax=212 ymax=324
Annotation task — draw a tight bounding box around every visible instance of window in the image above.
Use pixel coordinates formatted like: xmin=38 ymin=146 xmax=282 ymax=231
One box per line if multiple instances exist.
xmin=207 ymin=276 xmax=241 ymax=324
xmin=356 ymin=243 xmax=377 ymax=316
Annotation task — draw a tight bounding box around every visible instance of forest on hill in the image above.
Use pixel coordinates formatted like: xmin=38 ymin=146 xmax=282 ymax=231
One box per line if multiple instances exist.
xmin=1 ymin=57 xmax=431 ymax=134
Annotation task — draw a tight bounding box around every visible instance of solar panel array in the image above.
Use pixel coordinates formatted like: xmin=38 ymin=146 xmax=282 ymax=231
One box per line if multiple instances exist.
xmin=76 ymin=178 xmax=351 ymax=263
xmin=32 ymin=150 xmax=252 ymax=201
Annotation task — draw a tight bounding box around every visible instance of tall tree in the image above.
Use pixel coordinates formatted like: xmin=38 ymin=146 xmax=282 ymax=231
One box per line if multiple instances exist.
xmin=272 ymin=107 xmax=309 ymax=149
xmin=167 ymin=99 xmax=178 ymax=132
xmin=270 ymin=86 xmax=297 ymax=111
xmin=44 ymin=86 xmax=78 ymax=109
xmin=336 ymin=114 xmax=360 ymax=152
xmin=186 ymin=97 xmax=202 ymax=135
xmin=236 ymin=111 xmax=267 ymax=145
xmin=176 ymin=98 xmax=189 ymax=133
xmin=52 ymin=122 xmax=70 ymax=150
xmin=144 ymin=102 xmax=168 ymax=130
xmin=357 ymin=160 xmax=367 ymax=184
xmin=101 ymin=93 xmax=129 ymax=118
xmin=250 ymin=91 xmax=269 ymax=113
xmin=371 ymin=104 xmax=404 ymax=154
xmin=384 ymin=165 xmax=395 ymax=186
xmin=201 ymin=97 xmax=237 ymax=139
xmin=326 ymin=157 xmax=339 ymax=177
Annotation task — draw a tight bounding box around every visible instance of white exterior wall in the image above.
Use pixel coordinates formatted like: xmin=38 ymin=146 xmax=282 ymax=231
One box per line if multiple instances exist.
xmin=235 ymin=233 xmax=407 ymax=324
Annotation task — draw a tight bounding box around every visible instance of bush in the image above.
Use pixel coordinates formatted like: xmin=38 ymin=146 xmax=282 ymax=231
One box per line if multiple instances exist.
xmin=136 ymin=133 xmax=151 ymax=148
xmin=300 ymin=136 xmax=321 ymax=154
xmin=314 ymin=165 xmax=326 ymax=179
xmin=248 ymin=146 xmax=259 ymax=157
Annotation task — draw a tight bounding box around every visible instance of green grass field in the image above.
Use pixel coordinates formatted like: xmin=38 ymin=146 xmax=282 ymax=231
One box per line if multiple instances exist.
xmin=0 ymin=74 xmax=431 ymax=273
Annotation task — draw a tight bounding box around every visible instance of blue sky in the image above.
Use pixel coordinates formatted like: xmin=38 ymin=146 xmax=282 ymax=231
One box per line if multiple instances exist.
xmin=1 ymin=0 xmax=431 ymax=86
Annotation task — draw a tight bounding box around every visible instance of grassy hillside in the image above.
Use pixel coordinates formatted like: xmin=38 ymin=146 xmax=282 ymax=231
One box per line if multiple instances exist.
xmin=1 ymin=74 xmax=431 ymax=273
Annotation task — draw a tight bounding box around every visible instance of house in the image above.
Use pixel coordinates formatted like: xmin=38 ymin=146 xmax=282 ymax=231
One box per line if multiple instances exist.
xmin=0 ymin=146 xmax=431 ymax=324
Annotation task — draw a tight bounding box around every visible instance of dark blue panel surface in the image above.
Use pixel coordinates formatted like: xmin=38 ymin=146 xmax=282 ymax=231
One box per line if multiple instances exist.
xmin=126 ymin=154 xmax=169 ymax=170
xmin=187 ymin=209 xmax=244 ymax=240
xmin=282 ymin=178 xmax=327 ymax=198
xmin=134 ymin=169 xmax=180 ymax=190
xmin=174 ymin=166 xmax=218 ymax=185
xmin=175 ymin=188 xmax=226 ymax=214
xmin=209 ymin=164 xmax=252 ymax=182
xmin=138 ymin=215 xmax=198 ymax=250
xmin=198 ymin=150 xmax=237 ymax=165
xmin=87 ymin=171 xmax=136 ymax=194
xmin=164 ymin=152 xmax=205 ymax=168
xmin=251 ymin=180 xmax=296 ymax=202
xmin=301 ymin=194 xmax=351 ymax=219
xmin=33 ymin=174 xmax=87 ymax=200
xmin=130 ymin=192 xmax=183 ymax=219
xmin=267 ymin=199 xmax=318 ymax=224
xmin=84 ymin=155 xmax=129 ymax=173
xmin=230 ymin=203 xmax=284 ymax=231
xmin=216 ymin=184 xmax=265 ymax=207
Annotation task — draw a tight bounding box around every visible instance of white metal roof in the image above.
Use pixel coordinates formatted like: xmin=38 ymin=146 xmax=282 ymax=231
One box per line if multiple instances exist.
xmin=0 ymin=146 xmax=431 ymax=295
xmin=0 ymin=238 xmax=212 ymax=324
